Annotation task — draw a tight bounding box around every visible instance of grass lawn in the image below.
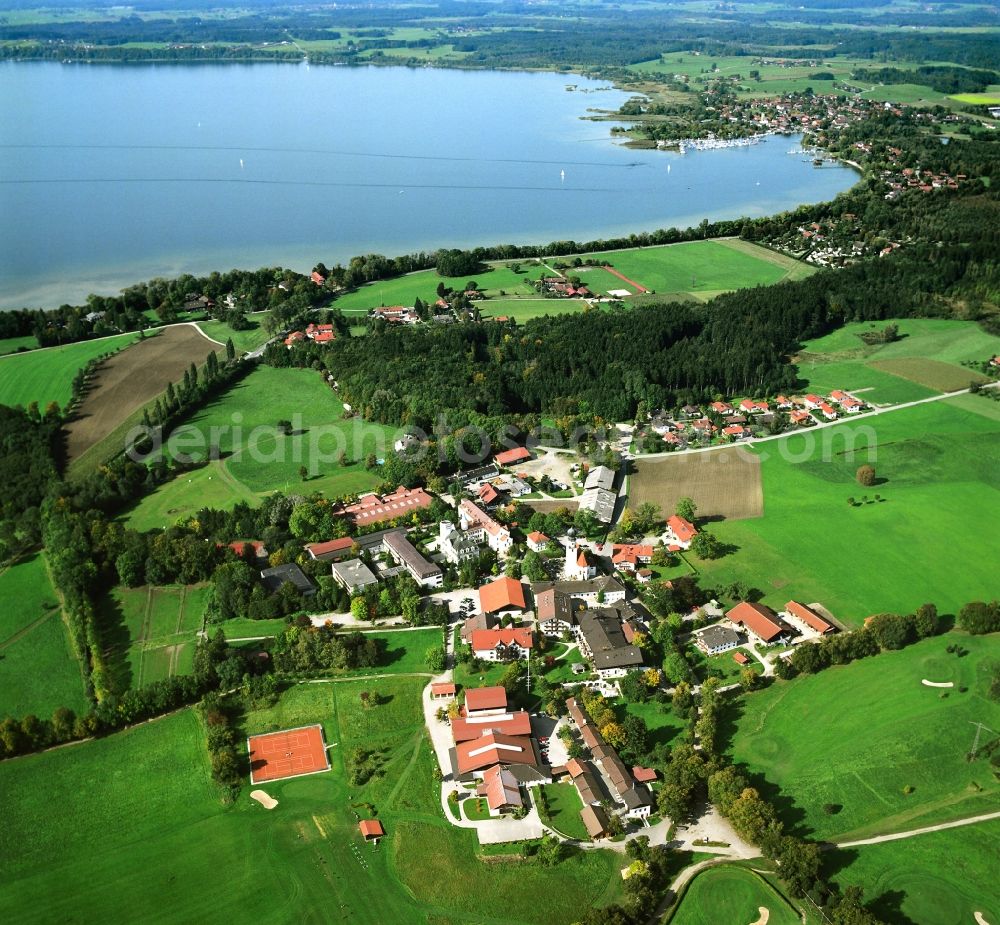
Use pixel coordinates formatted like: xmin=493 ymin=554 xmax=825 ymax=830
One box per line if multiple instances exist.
xmin=215 ymin=616 xmax=290 ymax=639
xmin=0 ymin=554 xmax=87 ymax=718
xmin=688 ymin=400 xmax=1000 ymax=622
xmin=539 ymin=782 xmax=589 ymax=839
xmin=462 ymin=796 xmax=495 ymax=821
xmin=333 ymin=263 xmax=543 ymax=313
xmin=669 ymin=865 xmax=801 ymax=925
xmin=124 ymin=365 xmax=398 ymax=531
xmin=0 ymin=332 xmax=140 ymax=409
xmin=687 ymin=645 xmax=762 ymax=686
xmin=574 ymin=239 xmax=794 ymax=299
xmin=616 ymin=698 xmax=688 ymax=753
xmin=728 ymin=634 xmax=1000 ymax=842
xmin=479 ymin=297 xmax=591 ymax=323
xmin=823 ymin=817 xmax=1000 ymax=924
xmin=795 ymin=318 xmax=1000 ymax=404
xmin=197 ymin=313 xmax=272 ymax=354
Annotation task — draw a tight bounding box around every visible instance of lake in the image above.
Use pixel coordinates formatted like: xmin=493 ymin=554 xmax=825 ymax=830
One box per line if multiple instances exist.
xmin=0 ymin=62 xmax=858 ymax=308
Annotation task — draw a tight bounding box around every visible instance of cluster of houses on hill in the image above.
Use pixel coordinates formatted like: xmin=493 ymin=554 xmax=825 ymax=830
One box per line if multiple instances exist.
xmin=563 ymin=696 xmax=655 ymax=837
xmin=640 ymin=389 xmax=869 ymax=449
xmin=431 ymin=680 xmax=656 ymax=836
xmin=283 ymin=322 xmax=338 ymax=347
xmin=459 ymin=573 xmax=651 ymax=680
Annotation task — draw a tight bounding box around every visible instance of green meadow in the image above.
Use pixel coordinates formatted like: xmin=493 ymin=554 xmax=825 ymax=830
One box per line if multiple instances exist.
xmin=0 ymin=554 xmax=88 ymax=719
xmin=0 ymin=332 xmax=140 ymax=409
xmin=692 ymin=399 xmax=1000 ymax=621
xmin=0 ymin=677 xmax=627 ymax=924
xmin=197 ymin=313 xmax=272 ymax=353
xmin=824 ymin=818 xmax=1000 ymax=925
xmin=125 ymin=365 xmax=398 ymax=531
xmin=729 ymin=635 xmax=1000 ymax=842
xmin=795 ymin=318 xmax=1000 ymax=404
xmin=333 ymin=263 xmax=543 ymax=313
xmin=0 ymin=335 xmax=38 ymax=356
xmin=669 ymin=865 xmax=801 ymax=925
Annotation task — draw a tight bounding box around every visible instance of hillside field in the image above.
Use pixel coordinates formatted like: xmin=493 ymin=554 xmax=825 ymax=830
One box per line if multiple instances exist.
xmin=728 ymin=634 xmax=1000 ymax=842
xmin=0 ymin=332 xmax=139 ymax=410
xmin=795 ymin=318 xmax=1000 ymax=405
xmin=687 ymin=399 xmax=1000 ymax=621
xmin=0 ymin=678 xmax=628 ymax=924
xmin=197 ymin=313 xmax=272 ymax=353
xmin=0 ymin=554 xmax=88 ymax=719
xmin=124 ymin=365 xmax=398 ymax=531
xmin=823 ymin=818 xmax=1000 ymax=925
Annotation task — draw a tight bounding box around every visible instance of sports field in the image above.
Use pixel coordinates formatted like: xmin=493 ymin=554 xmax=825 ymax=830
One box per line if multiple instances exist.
xmin=729 ymin=635 xmax=1000 ymax=842
xmin=0 ymin=678 xmax=627 ymax=924
xmin=795 ymin=318 xmax=1000 ymax=405
xmin=824 ymin=817 xmax=1000 ymax=925
xmin=248 ymin=724 xmax=330 ymax=783
xmin=669 ymin=865 xmax=800 ymax=925
xmin=687 ymin=399 xmax=1000 ymax=621
xmin=124 ymin=365 xmax=398 ymax=531
xmin=630 ymin=446 xmax=764 ymax=522
xmin=574 ymin=239 xmax=805 ymax=301
xmin=103 ymin=584 xmax=209 ymax=689
xmin=0 ymin=332 xmax=140 ymax=410
xmin=0 ymin=554 xmax=88 ymax=718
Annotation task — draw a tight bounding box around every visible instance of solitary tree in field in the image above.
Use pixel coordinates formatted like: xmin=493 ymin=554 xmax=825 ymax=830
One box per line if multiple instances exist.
xmin=856 ymin=464 xmax=876 ymax=486
xmin=676 ymin=496 xmax=697 ymax=522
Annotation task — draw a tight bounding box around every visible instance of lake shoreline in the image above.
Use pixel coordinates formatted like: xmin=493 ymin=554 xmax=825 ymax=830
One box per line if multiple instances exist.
xmin=0 ymin=62 xmax=860 ymax=309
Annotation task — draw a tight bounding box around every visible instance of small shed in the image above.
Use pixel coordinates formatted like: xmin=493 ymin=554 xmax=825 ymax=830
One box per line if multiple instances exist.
xmin=430 ymin=682 xmax=456 ymax=699
xmin=359 ymin=819 xmax=384 ymax=841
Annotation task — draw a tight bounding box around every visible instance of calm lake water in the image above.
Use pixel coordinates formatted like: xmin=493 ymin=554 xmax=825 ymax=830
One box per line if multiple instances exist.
xmin=0 ymin=62 xmax=858 ymax=308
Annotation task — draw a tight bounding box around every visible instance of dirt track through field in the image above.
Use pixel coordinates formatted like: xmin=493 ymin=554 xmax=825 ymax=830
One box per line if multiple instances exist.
xmin=630 ymin=446 xmax=763 ymax=521
xmin=63 ymin=325 xmax=220 ymax=464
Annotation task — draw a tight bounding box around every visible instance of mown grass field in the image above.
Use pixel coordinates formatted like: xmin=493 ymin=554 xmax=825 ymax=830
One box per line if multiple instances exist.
xmin=0 ymin=554 xmax=88 ymax=719
xmin=0 ymin=332 xmax=140 ymax=409
xmin=795 ymin=318 xmax=1000 ymax=404
xmin=125 ymin=365 xmax=398 ymax=531
xmin=574 ymin=239 xmax=799 ymax=300
xmin=197 ymin=313 xmax=272 ymax=353
xmin=824 ymin=817 xmax=1000 ymax=925
xmin=478 ymin=297 xmax=591 ymax=322
xmin=690 ymin=400 xmax=1000 ymax=621
xmin=729 ymin=635 xmax=1000 ymax=842
xmin=0 ymin=677 xmax=628 ymax=924
xmin=669 ymin=865 xmax=801 ymax=925
xmin=102 ymin=584 xmax=209 ymax=689
xmin=0 ymin=335 xmax=38 ymax=356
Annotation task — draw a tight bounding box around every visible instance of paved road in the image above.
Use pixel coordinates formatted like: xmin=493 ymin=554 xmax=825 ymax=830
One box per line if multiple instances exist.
xmin=832 ymin=809 xmax=1000 ymax=848
xmin=634 ymin=381 xmax=1000 ymax=462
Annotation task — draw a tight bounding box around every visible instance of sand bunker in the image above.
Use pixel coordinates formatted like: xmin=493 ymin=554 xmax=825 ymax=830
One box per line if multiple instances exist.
xmin=251 ymin=790 xmax=278 ymax=810
xmin=974 ymin=913 xmax=993 ymax=925
xmin=749 ymin=907 xmax=769 ymax=925
xmin=921 ymin=679 xmax=954 ymax=688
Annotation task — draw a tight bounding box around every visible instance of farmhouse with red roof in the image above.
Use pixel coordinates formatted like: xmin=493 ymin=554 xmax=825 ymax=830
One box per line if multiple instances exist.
xmin=664 ymin=515 xmax=697 ymax=550
xmin=727 ymin=601 xmax=791 ymax=645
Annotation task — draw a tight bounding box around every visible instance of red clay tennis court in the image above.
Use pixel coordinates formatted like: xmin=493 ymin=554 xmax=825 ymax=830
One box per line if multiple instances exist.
xmin=247 ymin=724 xmax=331 ymax=784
